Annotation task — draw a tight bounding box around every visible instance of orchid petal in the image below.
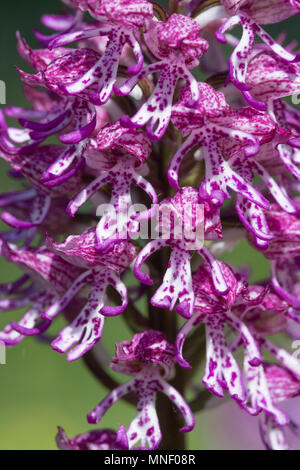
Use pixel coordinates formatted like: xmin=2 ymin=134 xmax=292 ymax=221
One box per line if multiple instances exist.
xmin=175 ymin=313 xmax=205 ymax=369
xmin=202 ymin=313 xmax=245 ymax=402
xmin=199 ymin=246 xmax=229 ymax=294
xmin=41 ymin=270 xmax=93 ymax=320
xmin=133 ymin=239 xmax=168 ymax=285
xmin=67 ymin=172 xmax=111 ymax=217
xmin=242 ymin=355 xmax=289 ymax=425
xmin=256 ymin=333 xmax=300 ymax=380
xmin=157 ymin=379 xmax=195 ymax=433
xmin=151 ymin=247 xmax=194 ymax=318
xmin=127 ymin=383 xmax=161 ymax=449
xmin=168 ymin=132 xmax=199 ymax=189
xmin=87 ymin=379 xmax=135 ymax=424
xmin=101 ymin=271 xmax=128 ymax=317
xmin=225 ymin=310 xmax=262 ymax=366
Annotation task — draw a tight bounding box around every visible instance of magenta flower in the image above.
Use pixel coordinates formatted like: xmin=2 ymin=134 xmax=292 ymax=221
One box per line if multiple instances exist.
xmin=168 ymin=81 xmax=300 ymax=246
xmin=0 ymin=240 xmax=82 ymax=346
xmin=67 ymin=122 xmax=157 ymax=249
xmin=176 ymin=262 xmax=300 ymax=411
xmin=216 ymin=0 xmax=300 ymax=102
xmin=115 ymin=14 xmax=208 ymax=140
xmin=253 ymin=204 xmax=300 ymax=309
xmin=0 ymin=228 xmax=135 ymax=362
xmin=134 ymin=186 xmax=227 ymax=319
xmin=237 ymin=284 xmax=300 ymax=377
xmin=46 ymin=0 xmax=153 ymax=105
xmin=0 ymin=37 xmax=97 ymax=185
xmin=0 ymin=144 xmax=81 ymax=239
xmin=169 ymin=83 xmax=273 ymax=207
xmin=87 ymin=330 xmax=194 ymax=449
xmin=227 ymin=287 xmax=300 ymax=427
xmin=41 ymin=228 xmax=136 ymax=360
xmin=243 ymin=48 xmax=300 ymax=108
xmin=175 ymin=262 xmax=262 ymax=403
xmin=231 ymin=149 xmax=298 ymax=249
xmin=4 ymin=95 xmax=96 ymax=186
xmin=56 ymin=424 xmax=129 ymax=450
xmin=262 ymin=99 xmax=300 ymax=184
xmin=260 ymin=364 xmax=300 ymax=450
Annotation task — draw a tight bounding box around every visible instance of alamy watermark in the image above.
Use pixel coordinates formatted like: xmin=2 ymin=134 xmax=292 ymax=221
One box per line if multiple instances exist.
xmin=291 ymin=94 xmax=300 ymax=106
xmin=96 ymin=202 xmax=205 ymax=250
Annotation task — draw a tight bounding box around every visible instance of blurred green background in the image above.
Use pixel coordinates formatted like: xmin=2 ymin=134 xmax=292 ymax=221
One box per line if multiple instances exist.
xmin=0 ymin=0 xmax=299 ymax=450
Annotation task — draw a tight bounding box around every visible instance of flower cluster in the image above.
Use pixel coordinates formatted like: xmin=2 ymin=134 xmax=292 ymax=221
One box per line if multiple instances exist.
xmin=1 ymin=0 xmax=300 ymax=450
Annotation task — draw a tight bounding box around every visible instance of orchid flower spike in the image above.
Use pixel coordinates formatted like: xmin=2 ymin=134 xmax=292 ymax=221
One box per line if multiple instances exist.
xmin=134 ymin=186 xmax=228 ymax=319
xmin=46 ymin=0 xmax=154 ymax=105
xmin=41 ymin=228 xmax=136 ymax=361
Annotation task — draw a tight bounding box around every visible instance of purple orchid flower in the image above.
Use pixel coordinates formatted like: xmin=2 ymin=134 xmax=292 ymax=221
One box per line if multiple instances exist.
xmin=259 ymin=364 xmax=300 ymax=450
xmin=2 ymin=102 xmax=95 ymax=186
xmin=175 ymin=262 xmax=262 ymax=404
xmin=240 ymin=287 xmax=300 ymax=373
xmin=134 ymin=186 xmax=227 ymax=319
xmin=169 ymin=82 xmax=275 ymax=208
xmin=238 ymin=355 xmax=289 ymax=425
xmin=216 ymin=0 xmax=300 ymax=103
xmin=263 ymin=99 xmax=300 ymax=184
xmin=40 ymin=228 xmax=136 ymax=361
xmin=67 ymin=121 xmax=158 ymax=249
xmin=239 ymin=284 xmax=290 ymax=336
xmin=56 ymin=424 xmax=129 ymax=450
xmin=231 ymin=150 xmax=298 ymax=249
xmin=2 ymin=95 xmax=96 ymax=186
xmin=45 ymin=0 xmax=154 ymax=105
xmin=229 ymin=285 xmax=300 ymax=424
xmin=0 ymin=228 xmax=135 ymax=361
xmin=243 ymin=48 xmax=300 ymax=108
xmin=252 ymin=204 xmax=300 ymax=310
xmin=0 ymin=38 xmax=97 ymax=185
xmin=39 ymin=97 xmax=96 ymax=186
xmin=87 ymin=330 xmax=194 ymax=449
xmin=226 ymin=286 xmax=300 ymax=425
xmin=235 ymin=284 xmax=300 ymax=374
xmin=0 ymin=239 xmax=82 ymax=347
xmin=176 ymin=262 xmax=300 ymax=411
xmin=0 ymin=144 xmax=82 ymax=243
xmin=115 ymin=14 xmax=208 ymax=140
